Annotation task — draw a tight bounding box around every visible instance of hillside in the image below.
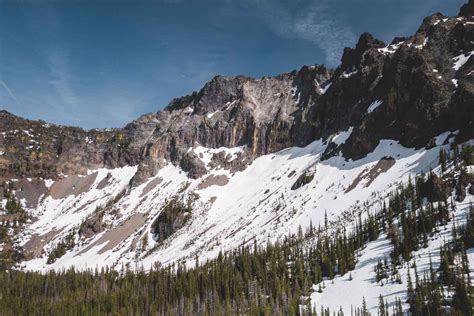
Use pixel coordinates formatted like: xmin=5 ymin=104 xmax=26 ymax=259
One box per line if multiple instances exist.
xmin=0 ymin=1 xmax=473 ymax=314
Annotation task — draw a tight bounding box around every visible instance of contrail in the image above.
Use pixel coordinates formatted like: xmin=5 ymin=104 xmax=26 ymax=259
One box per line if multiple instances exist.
xmin=0 ymin=79 xmax=18 ymax=103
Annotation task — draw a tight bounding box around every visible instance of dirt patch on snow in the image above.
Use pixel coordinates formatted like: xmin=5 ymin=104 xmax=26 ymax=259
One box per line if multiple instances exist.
xmin=96 ymin=172 xmax=112 ymax=190
xmin=50 ymin=172 xmax=98 ymax=199
xmin=140 ymin=177 xmax=163 ymax=197
xmin=346 ymin=157 xmax=395 ymax=193
xmin=364 ymin=157 xmax=396 ymax=186
xmin=14 ymin=178 xmax=48 ymax=208
xmin=77 ymin=213 xmax=147 ymax=255
xmin=23 ymin=228 xmax=64 ymax=259
xmin=197 ymin=174 xmax=229 ymax=190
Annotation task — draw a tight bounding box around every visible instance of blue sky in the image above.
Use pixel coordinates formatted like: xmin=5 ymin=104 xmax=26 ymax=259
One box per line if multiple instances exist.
xmin=0 ymin=0 xmax=466 ymax=129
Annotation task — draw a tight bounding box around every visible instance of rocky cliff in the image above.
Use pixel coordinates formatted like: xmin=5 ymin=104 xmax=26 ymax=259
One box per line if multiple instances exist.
xmin=0 ymin=4 xmax=472 ymax=315
xmin=1 ymin=6 xmax=474 ymax=301
xmin=1 ymin=3 xmax=472 ymax=187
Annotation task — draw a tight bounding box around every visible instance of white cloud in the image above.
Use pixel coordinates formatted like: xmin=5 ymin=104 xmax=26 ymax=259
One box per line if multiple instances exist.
xmin=242 ymin=0 xmax=357 ymax=66
xmin=293 ymin=2 xmax=356 ymax=66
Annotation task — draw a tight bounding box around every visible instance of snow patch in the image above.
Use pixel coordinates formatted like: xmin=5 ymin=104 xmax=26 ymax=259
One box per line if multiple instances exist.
xmin=182 ymin=106 xmax=194 ymax=114
xmin=331 ymin=127 xmax=353 ymax=146
xmin=378 ymin=41 xmax=404 ymax=55
xmin=320 ymin=82 xmax=332 ymax=94
xmin=206 ymin=100 xmax=237 ymax=118
xmin=192 ymin=145 xmax=246 ymax=168
xmin=206 ymin=111 xmax=218 ymax=119
xmin=453 ymin=51 xmax=473 ymax=71
xmin=367 ymin=100 xmax=383 ymax=114
xmin=414 ymin=37 xmax=429 ymax=49
xmin=342 ymin=69 xmax=358 ymax=78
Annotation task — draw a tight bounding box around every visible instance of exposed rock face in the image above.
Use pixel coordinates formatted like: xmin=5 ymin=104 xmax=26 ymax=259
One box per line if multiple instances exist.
xmin=78 ymin=212 xmax=104 ymax=239
xmin=127 ymin=7 xmax=472 ymax=179
xmin=126 ymin=67 xmax=333 ymax=183
xmin=0 ymin=111 xmax=133 ymax=180
xmin=455 ymin=169 xmax=474 ymax=202
xmin=179 ymin=153 xmax=207 ymax=179
xmin=338 ymin=15 xmax=474 ymax=159
xmin=151 ymin=197 xmax=192 ymax=242
xmin=209 ymin=150 xmax=251 ymax=173
xmin=459 ymin=0 xmax=474 ymax=17
xmin=0 ymin=5 xmax=472 ymax=185
xmin=13 ymin=178 xmax=47 ymax=208
xmin=421 ymin=174 xmax=449 ymax=202
xmin=291 ymin=172 xmax=315 ymax=190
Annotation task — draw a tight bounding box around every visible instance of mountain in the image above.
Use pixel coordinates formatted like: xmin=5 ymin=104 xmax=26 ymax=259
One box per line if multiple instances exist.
xmin=0 ymin=1 xmax=473 ymax=314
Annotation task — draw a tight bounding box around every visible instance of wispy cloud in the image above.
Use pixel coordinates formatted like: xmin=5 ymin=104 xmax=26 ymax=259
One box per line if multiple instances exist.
xmin=47 ymin=49 xmax=79 ymax=108
xmin=241 ymin=0 xmax=356 ymax=66
xmin=292 ymin=2 xmax=356 ymax=66
xmin=0 ymin=79 xmax=18 ymax=103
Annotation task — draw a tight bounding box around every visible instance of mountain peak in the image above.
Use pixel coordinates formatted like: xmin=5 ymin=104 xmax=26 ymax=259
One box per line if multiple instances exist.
xmin=340 ymin=32 xmax=385 ymax=70
xmin=0 ymin=109 xmax=14 ymax=117
xmin=355 ymin=32 xmax=386 ymax=53
xmin=459 ymin=0 xmax=474 ymax=17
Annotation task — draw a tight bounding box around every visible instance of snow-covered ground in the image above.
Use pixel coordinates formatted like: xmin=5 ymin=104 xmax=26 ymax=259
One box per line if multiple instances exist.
xmin=16 ymin=130 xmax=458 ymax=274
xmin=311 ymin=192 xmax=473 ymax=314
xmin=6 ymin=128 xmax=471 ymax=314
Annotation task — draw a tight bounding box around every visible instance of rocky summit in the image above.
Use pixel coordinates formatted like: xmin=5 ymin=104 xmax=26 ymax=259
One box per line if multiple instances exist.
xmin=0 ymin=1 xmax=473 ymax=315
xmin=2 ymin=5 xmax=472 ymax=184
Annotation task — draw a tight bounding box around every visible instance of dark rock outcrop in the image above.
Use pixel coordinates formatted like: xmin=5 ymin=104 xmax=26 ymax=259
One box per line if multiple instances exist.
xmin=1 ymin=2 xmax=472 ymax=185
xmin=78 ymin=212 xmax=104 ymax=239
xmin=151 ymin=197 xmax=192 ymax=242
xmin=421 ymin=174 xmax=449 ymax=202
xmin=291 ymin=172 xmax=315 ymax=190
xmin=459 ymin=0 xmax=474 ymax=17
xmin=340 ymin=10 xmax=474 ymax=159
xmin=180 ymin=153 xmax=207 ymax=179
xmin=0 ymin=111 xmax=134 ymax=180
xmin=455 ymin=169 xmax=474 ymax=202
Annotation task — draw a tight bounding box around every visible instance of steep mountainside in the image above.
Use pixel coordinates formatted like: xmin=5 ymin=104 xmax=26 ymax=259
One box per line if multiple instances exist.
xmin=2 ymin=3 xmax=472 ymax=184
xmin=0 ymin=1 xmax=473 ymax=314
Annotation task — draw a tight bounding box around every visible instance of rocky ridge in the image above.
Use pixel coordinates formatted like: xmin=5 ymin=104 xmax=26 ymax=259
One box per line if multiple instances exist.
xmin=2 ymin=7 xmax=474 ymax=188
xmin=1 ymin=3 xmax=473 ymax=185
xmin=0 ymin=0 xmax=472 ymax=277
xmin=0 ymin=4 xmax=471 ymax=315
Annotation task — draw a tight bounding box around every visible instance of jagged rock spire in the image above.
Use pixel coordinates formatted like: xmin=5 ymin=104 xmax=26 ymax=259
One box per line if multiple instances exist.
xmin=459 ymin=0 xmax=474 ymax=17
xmin=340 ymin=32 xmax=385 ymax=70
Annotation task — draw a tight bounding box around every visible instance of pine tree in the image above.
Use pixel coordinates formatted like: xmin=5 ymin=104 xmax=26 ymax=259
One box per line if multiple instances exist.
xmin=377 ymin=295 xmax=385 ymax=316
xmin=439 ymin=148 xmax=447 ymax=173
xmin=361 ymin=297 xmax=369 ymax=316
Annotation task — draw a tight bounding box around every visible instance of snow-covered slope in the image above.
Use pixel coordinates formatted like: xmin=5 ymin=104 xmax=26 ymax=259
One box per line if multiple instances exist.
xmin=17 ymin=130 xmax=456 ymax=273
xmin=0 ymin=2 xmax=472 ymax=314
xmin=311 ymin=188 xmax=473 ymax=314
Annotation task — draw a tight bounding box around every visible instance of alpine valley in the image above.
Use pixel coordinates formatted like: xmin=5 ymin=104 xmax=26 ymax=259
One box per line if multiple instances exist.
xmin=0 ymin=1 xmax=473 ymax=315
